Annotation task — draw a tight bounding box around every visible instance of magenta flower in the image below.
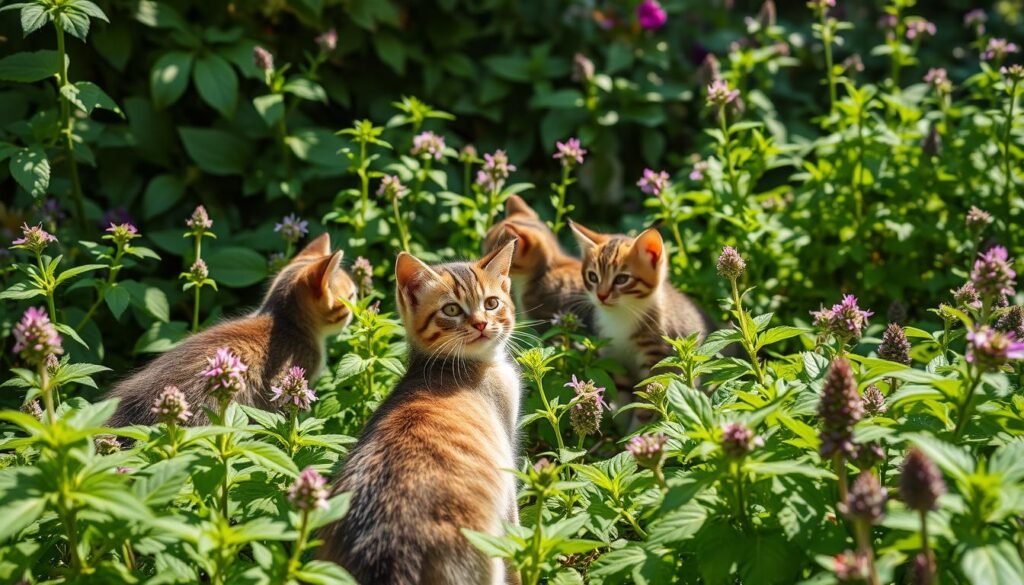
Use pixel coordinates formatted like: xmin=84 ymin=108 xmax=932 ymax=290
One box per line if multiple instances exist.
xmin=982 ymin=38 xmax=1020 ymax=61
xmin=706 ymin=78 xmax=740 ymax=108
xmin=905 ymin=19 xmax=936 ymax=40
xmin=200 ymin=347 xmax=248 ymax=399
xmin=565 ymin=375 xmax=606 ymax=437
xmin=689 ymin=160 xmax=708 ymax=181
xmin=626 ymin=433 xmax=668 ymax=469
xmin=288 ymin=466 xmax=329 ymax=511
xmin=716 ymin=246 xmax=746 ymax=280
xmin=839 ymin=471 xmax=887 ymax=524
xmin=377 ymin=175 xmax=409 ymax=200
xmin=186 ymin=205 xmax=213 ymax=232
xmin=952 ymin=281 xmax=982 ymax=310
xmin=720 ymin=422 xmax=763 ymax=458
xmin=270 ymin=366 xmax=317 ymax=411
xmin=862 ymin=385 xmax=887 ymax=417
xmin=10 ymin=223 xmax=58 ymax=255
xmin=818 ymin=358 xmax=863 ymax=459
xmin=553 ymin=138 xmax=587 ymax=168
xmin=812 ymin=294 xmax=873 ymax=341
xmin=964 ymin=9 xmax=987 ymax=34
xmin=900 ymin=448 xmax=946 ymax=512
xmin=636 ymin=0 xmax=667 ymax=30
xmin=13 ymin=307 xmax=63 ymax=366
xmin=637 ymin=168 xmax=670 ymax=196
xmin=151 ymin=385 xmax=192 ymax=425
xmin=253 ymin=46 xmax=274 ymax=71
xmin=105 ymin=223 xmax=140 ymax=247
xmin=275 ymin=214 xmax=309 ymax=244
xmin=923 ymin=68 xmax=951 ymax=93
xmin=971 ymin=246 xmax=1016 ymax=300
xmin=475 ymin=149 xmax=516 ymax=192
xmin=411 ymin=131 xmax=446 ymax=161
xmin=315 ymin=28 xmax=338 ymax=52
xmin=966 ymin=326 xmax=1024 ymax=371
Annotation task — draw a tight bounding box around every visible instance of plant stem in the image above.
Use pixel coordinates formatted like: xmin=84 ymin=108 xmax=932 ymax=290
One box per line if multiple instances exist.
xmin=55 ymin=25 xmax=85 ymax=230
xmin=1002 ymin=79 xmax=1018 ymax=221
xmin=532 ymin=374 xmax=565 ymax=452
xmin=526 ymin=489 xmax=547 ymax=585
xmin=287 ymin=509 xmax=310 ymax=576
xmin=77 ymin=246 xmax=125 ymax=330
xmin=358 ymin=141 xmax=369 ymax=238
xmin=40 ymin=365 xmax=55 ymax=425
xmin=854 ymin=520 xmax=881 ymax=585
xmin=821 ymin=12 xmax=837 ymax=113
xmin=392 ymin=195 xmax=411 ymax=252
xmin=719 ymin=108 xmax=741 ymax=202
xmin=730 ymin=278 xmax=766 ymax=386
xmin=833 ymin=454 xmax=849 ymax=504
xmin=192 ymin=234 xmax=203 ymax=332
xmin=551 ymin=166 xmax=571 ymax=235
xmin=953 ymin=366 xmax=981 ymax=440
xmin=733 ymin=460 xmax=751 ymax=530
xmin=919 ymin=509 xmax=931 ymax=561
xmin=669 ymin=217 xmax=688 ymax=270
xmin=485 ymin=186 xmax=501 ymax=233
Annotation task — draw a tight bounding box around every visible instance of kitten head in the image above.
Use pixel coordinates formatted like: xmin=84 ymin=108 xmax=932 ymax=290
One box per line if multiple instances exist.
xmin=483 ymin=195 xmax=561 ymax=276
xmin=395 ymin=240 xmax=517 ymax=361
xmin=263 ymin=233 xmax=356 ymax=334
xmin=569 ymin=221 xmax=665 ymax=308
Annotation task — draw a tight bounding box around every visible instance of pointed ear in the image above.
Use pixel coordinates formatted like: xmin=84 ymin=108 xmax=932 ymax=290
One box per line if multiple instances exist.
xmin=395 ymin=252 xmax=438 ymax=306
xmin=569 ymin=220 xmax=607 ymax=254
xmin=305 ymin=250 xmax=344 ymax=305
xmin=632 ymin=228 xmax=664 ymax=269
xmin=479 ymin=238 xmax=516 ymax=276
xmin=505 ymin=194 xmax=538 ymax=219
xmin=502 ymin=223 xmax=533 ymax=258
xmin=297 ymin=233 xmax=331 ymax=258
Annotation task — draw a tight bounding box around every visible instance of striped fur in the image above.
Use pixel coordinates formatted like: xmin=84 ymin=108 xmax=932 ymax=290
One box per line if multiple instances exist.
xmin=320 ymin=242 xmax=522 ymax=585
xmin=483 ymin=195 xmax=591 ymax=329
xmin=106 ymin=234 xmax=355 ymax=426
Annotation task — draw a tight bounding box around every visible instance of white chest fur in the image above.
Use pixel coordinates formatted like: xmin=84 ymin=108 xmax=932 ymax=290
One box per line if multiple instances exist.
xmin=594 ymin=298 xmax=654 ymax=374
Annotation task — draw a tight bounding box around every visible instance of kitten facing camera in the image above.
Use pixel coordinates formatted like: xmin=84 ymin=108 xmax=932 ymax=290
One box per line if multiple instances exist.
xmin=106 ymin=234 xmax=356 ymax=426
xmin=320 ymin=240 xmax=522 ymax=585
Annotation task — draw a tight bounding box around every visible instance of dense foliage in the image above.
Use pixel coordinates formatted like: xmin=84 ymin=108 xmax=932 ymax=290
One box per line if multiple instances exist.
xmin=2 ymin=0 xmax=1024 ymax=583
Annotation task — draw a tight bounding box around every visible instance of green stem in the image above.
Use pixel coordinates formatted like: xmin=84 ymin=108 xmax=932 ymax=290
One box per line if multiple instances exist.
xmin=526 ymin=488 xmax=546 ymax=585
xmin=719 ymin=108 xmax=740 ymax=202
xmin=733 ymin=460 xmax=751 ymax=530
xmin=76 ymin=247 xmax=124 ymax=330
xmin=953 ymin=366 xmax=981 ymax=440
xmin=855 ymin=520 xmax=881 ymax=585
xmin=551 ymin=166 xmax=571 ymax=235
xmin=533 ymin=374 xmax=565 ymax=452
xmin=731 ymin=278 xmax=766 ymax=386
xmin=392 ymin=195 xmax=411 ymax=252
xmin=485 ymin=186 xmax=501 ymax=233
xmin=55 ymin=24 xmax=85 ymax=230
xmin=834 ymin=454 xmax=849 ymax=505
xmin=192 ymin=286 xmax=201 ymax=333
xmin=41 ymin=364 xmax=55 ymax=425
xmin=57 ymin=447 xmax=84 ymax=573
xmin=654 ymin=464 xmax=669 ymax=493
xmin=670 ymin=217 xmax=688 ymax=270
xmin=287 ymin=509 xmax=310 ymax=576
xmin=821 ymin=13 xmax=837 ymax=113
xmin=919 ymin=509 xmax=931 ymax=561
xmin=358 ymin=142 xmax=369 ymax=237
xmin=1002 ymin=80 xmax=1018 ymax=220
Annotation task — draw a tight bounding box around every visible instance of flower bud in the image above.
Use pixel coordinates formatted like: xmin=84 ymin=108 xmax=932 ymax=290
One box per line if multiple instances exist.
xmin=818 ymin=358 xmax=863 ymax=459
xmin=716 ymin=246 xmax=746 ymax=280
xmin=152 ymin=385 xmax=192 ymax=425
xmin=288 ymin=467 xmax=329 ymax=511
xmin=626 ymin=433 xmax=668 ymax=470
xmin=13 ymin=307 xmax=63 ymax=367
xmin=839 ymin=471 xmax=887 ymax=524
xmin=900 ymin=448 xmax=946 ymax=512
xmin=878 ymin=323 xmax=911 ymax=365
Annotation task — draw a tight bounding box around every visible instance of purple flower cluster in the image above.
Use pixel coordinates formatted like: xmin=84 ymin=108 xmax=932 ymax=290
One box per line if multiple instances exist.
xmin=151 ymin=385 xmax=192 ymax=425
xmin=550 ymin=310 xmax=580 ymax=333
xmin=270 ymin=366 xmax=317 ymax=411
xmin=636 ymin=0 xmax=667 ymax=30
xmin=966 ymin=326 xmax=1024 ymax=371
xmin=970 ymin=246 xmax=1016 ymax=300
xmin=253 ymin=46 xmax=274 ymax=71
xmin=189 ymin=259 xmax=209 ymax=282
xmin=10 ymin=223 xmax=58 ymax=255
xmin=716 ymin=246 xmax=746 ymax=280
xmin=878 ymin=323 xmax=911 ymax=365
xmin=706 ymin=78 xmax=740 ymax=108
xmin=900 ymin=448 xmax=946 ymax=512
xmin=818 ymin=358 xmax=863 ymax=459
xmin=812 ymin=294 xmax=873 ymax=341
xmin=861 ymin=385 xmax=887 ymax=417
xmin=905 ymin=19 xmax=936 ymax=40
xmin=982 ymin=38 xmax=1019 ymax=61
xmin=626 ymin=433 xmax=668 ymax=469
xmin=553 ymin=138 xmax=587 ymax=169
xmin=566 ymin=375 xmax=606 ymax=436
xmin=637 ymin=168 xmax=670 ymax=196
xmin=411 ymin=131 xmax=446 ymax=161
xmin=200 ymin=347 xmax=248 ymax=400
xmin=105 ymin=222 xmax=140 ymax=247
xmin=952 ymin=281 xmax=982 ymax=310
xmin=315 ymin=28 xmax=338 ymax=52
xmin=923 ymin=68 xmax=952 ymax=93
xmin=839 ymin=471 xmax=887 ymax=523
xmin=377 ymin=175 xmax=409 ymax=201
xmin=275 ymin=214 xmax=309 ymax=244
xmin=1003 ymin=64 xmax=1024 ymax=83
xmin=689 ymin=159 xmax=708 ymax=181
xmin=476 ymin=150 xmax=516 ymax=192
xmin=288 ymin=466 xmax=329 ymax=511
xmin=720 ymin=422 xmax=763 ymax=458
xmin=186 ymin=205 xmax=213 ymax=233
xmin=13 ymin=307 xmax=63 ymax=366
xmin=997 ymin=305 xmax=1024 ymax=338
xmin=964 ymin=9 xmax=987 ymax=35
xmin=352 ymin=256 xmax=373 ymax=295
xmin=965 ymin=206 xmax=993 ymax=233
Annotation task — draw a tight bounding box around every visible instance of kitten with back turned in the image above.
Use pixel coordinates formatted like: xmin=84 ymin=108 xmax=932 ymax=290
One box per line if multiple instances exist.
xmin=483 ymin=194 xmax=591 ymax=328
xmin=320 ymin=240 xmax=522 ymax=585
xmin=107 ymin=233 xmax=356 ymax=426
xmin=568 ymin=221 xmax=717 ymax=380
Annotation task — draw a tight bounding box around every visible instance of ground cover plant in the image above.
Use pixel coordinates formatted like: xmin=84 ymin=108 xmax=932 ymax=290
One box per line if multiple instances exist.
xmin=1 ymin=0 xmax=1024 ymax=583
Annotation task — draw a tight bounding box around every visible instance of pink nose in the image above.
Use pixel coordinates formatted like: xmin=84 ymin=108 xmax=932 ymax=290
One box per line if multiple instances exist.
xmin=472 ymin=321 xmax=487 ymax=332
xmin=597 ymin=291 xmax=609 ymax=302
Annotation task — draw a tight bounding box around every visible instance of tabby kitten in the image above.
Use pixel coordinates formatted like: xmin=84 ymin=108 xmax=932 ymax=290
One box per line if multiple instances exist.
xmin=569 ymin=221 xmax=716 ymax=378
xmin=107 ymin=234 xmax=356 ymax=426
xmin=483 ymin=194 xmax=590 ymax=327
xmin=320 ymin=241 xmax=522 ymax=585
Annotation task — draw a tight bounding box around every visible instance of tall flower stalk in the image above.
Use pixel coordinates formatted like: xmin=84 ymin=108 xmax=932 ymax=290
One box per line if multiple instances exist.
xmin=999 ymin=66 xmax=1022 ymax=220
xmin=183 ymin=206 xmax=216 ymax=332
xmin=379 ymin=176 xmax=411 ymax=252
xmin=550 ymin=138 xmax=586 ymax=234
xmin=338 ymin=120 xmax=390 ymax=238
xmin=77 ymin=223 xmax=140 ymax=329
xmin=717 ymin=246 xmax=766 ymax=385
xmin=809 ymin=0 xmax=840 ymax=111
xmin=54 ymin=22 xmax=85 ymax=229
xmin=707 ymin=79 xmax=742 ymax=201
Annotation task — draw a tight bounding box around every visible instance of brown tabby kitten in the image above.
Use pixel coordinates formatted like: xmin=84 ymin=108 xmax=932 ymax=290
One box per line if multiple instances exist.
xmin=320 ymin=241 xmax=521 ymax=585
xmin=569 ymin=221 xmax=716 ymax=379
xmin=483 ymin=195 xmax=591 ymax=327
xmin=107 ymin=234 xmax=356 ymax=426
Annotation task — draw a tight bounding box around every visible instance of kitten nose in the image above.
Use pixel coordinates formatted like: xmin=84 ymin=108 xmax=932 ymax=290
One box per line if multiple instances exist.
xmin=597 ymin=291 xmax=610 ymax=302
xmin=472 ymin=321 xmax=487 ymax=332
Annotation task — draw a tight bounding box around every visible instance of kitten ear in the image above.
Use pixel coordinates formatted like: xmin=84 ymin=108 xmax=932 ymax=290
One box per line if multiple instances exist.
xmin=478 ymin=238 xmax=516 ymax=276
xmin=632 ymin=228 xmax=664 ymax=269
xmin=502 ymin=223 xmax=532 ymax=257
xmin=395 ymin=252 xmax=439 ymax=306
xmin=297 ymin=233 xmax=331 ymax=258
xmin=505 ymin=194 xmax=538 ymax=219
xmin=569 ymin=220 xmax=607 ymax=254
xmin=305 ymin=250 xmax=344 ymax=306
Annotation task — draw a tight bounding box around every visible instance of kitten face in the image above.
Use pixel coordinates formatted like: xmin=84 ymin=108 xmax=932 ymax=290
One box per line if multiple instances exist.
xmin=267 ymin=233 xmax=357 ymax=333
xmin=570 ymin=222 xmax=665 ymax=308
xmin=395 ymin=241 xmax=517 ymax=361
xmin=483 ymin=195 xmax=558 ymax=276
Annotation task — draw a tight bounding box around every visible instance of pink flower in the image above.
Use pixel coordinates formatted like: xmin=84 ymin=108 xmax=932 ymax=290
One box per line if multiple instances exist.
xmin=905 ymin=19 xmax=936 ymax=40
xmin=411 ymin=131 xmax=446 ymax=161
xmin=706 ymin=78 xmax=740 ymax=108
xmin=10 ymin=223 xmax=57 ymax=255
xmin=636 ymin=0 xmax=667 ymax=30
xmin=13 ymin=307 xmax=63 ymax=366
xmin=200 ymin=347 xmax=248 ymax=399
xmin=288 ymin=467 xmax=329 ymax=511
xmin=637 ymin=168 xmax=670 ymax=196
xmin=315 ymin=28 xmax=338 ymax=52
xmin=553 ymin=138 xmax=587 ymax=168
xmin=270 ymin=366 xmax=317 ymax=411
xmin=476 ymin=150 xmax=516 ymax=192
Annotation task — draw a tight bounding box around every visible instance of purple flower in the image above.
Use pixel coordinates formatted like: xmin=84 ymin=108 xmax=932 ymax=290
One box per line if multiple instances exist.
xmin=689 ymin=160 xmax=708 ymax=181
xmin=476 ymin=150 xmax=516 ymax=192
xmin=270 ymin=366 xmax=317 ymax=411
xmin=565 ymin=375 xmax=606 ymax=436
xmin=200 ymin=347 xmax=248 ymax=400
xmin=716 ymin=246 xmax=746 ymax=280
xmin=982 ymin=38 xmax=1019 ymax=61
xmin=862 ymin=385 xmax=887 ymax=417
xmin=21 ymin=400 xmax=43 ymax=420
xmin=971 ymin=246 xmax=1016 ymax=300
xmin=352 ymin=256 xmax=373 ymax=295
xmin=553 ymin=138 xmax=587 ymax=169
xmin=377 ymin=175 xmax=409 ymax=201
xmin=900 ymin=448 xmax=946 ymax=512
xmin=189 ymin=259 xmax=209 ymax=282
xmin=910 ymin=553 xmax=936 ymax=585
xmin=10 ymin=223 xmax=58 ymax=255
xmin=878 ymin=323 xmax=911 ymax=365
xmin=275 ymin=214 xmax=309 ymax=244
xmin=411 ymin=131 xmax=446 ymax=161
xmin=851 ymin=441 xmax=886 ymax=470
xmin=952 ymin=281 xmax=982 ymax=310
xmin=833 ymin=550 xmax=869 ymax=583
xmin=626 ymin=433 xmax=668 ymax=469
xmin=13 ymin=307 xmax=63 ymax=366
xmin=186 ymin=206 xmax=213 ymax=232
xmin=878 ymin=14 xmax=898 ymax=30
xmin=923 ymin=68 xmax=952 ymax=93
xmin=572 ymin=53 xmax=595 ymax=82
xmin=965 ymin=206 xmax=993 ymax=233
xmin=1003 ymin=64 xmax=1024 ymax=83
xmin=104 ymin=223 xmax=140 ymax=247
xmin=966 ymin=326 xmax=1024 ymax=371
xmin=550 ymin=310 xmax=580 ymax=333
xmin=637 ymin=168 xmax=670 ymax=196
xmin=288 ymin=467 xmax=329 ymax=511
xmin=458 ymin=144 xmax=478 ymax=163
xmin=905 ymin=19 xmax=936 ymax=40
xmin=812 ymin=294 xmax=873 ymax=341
xmin=151 ymin=385 xmax=192 ymax=425
xmin=315 ymin=28 xmax=338 ymax=52
xmin=818 ymin=358 xmax=863 ymax=459
xmin=839 ymin=471 xmax=887 ymax=524
xmin=964 ymin=9 xmax=987 ymax=34
xmin=721 ymin=422 xmax=762 ymax=458
xmin=253 ymin=46 xmax=274 ymax=71
xmin=636 ymin=0 xmax=667 ymax=30
xmin=706 ymin=78 xmax=740 ymax=108
xmin=996 ymin=305 xmax=1024 ymax=338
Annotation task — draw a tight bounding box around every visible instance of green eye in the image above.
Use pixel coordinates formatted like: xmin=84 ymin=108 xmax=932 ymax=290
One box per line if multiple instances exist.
xmin=484 ymin=297 xmax=500 ymax=310
xmin=613 ymin=274 xmax=630 ymax=285
xmin=441 ymin=303 xmax=463 ymax=317
xmin=587 ymin=271 xmax=599 ymax=284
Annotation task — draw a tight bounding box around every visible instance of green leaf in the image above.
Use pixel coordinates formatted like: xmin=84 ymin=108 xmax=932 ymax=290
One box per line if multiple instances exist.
xmin=10 ymin=145 xmax=49 ymax=197
xmin=308 ymin=493 xmax=352 ymax=531
xmin=282 ymin=78 xmax=327 ymax=103
xmin=461 ymin=528 xmax=517 ymax=558
xmin=374 ymin=32 xmax=405 ymax=74
xmin=61 ymin=81 xmax=123 ymax=117
xmin=74 ymin=1 xmax=109 ymax=23
xmin=193 ymin=52 xmax=238 ymax=117
xmin=178 ymin=127 xmax=252 ymax=175
xmin=287 ymin=128 xmax=347 ymax=169
xmin=20 ymin=4 xmax=49 ymax=36
xmin=150 ymin=51 xmax=194 ymax=109
xmin=907 ymin=433 xmax=973 ymax=483
xmin=143 ymin=174 xmax=186 ymax=219
xmin=104 ymin=284 xmax=131 ymax=319
xmin=647 ymin=501 xmax=707 ymax=546
xmin=0 ymin=50 xmax=63 ymax=82
xmin=666 ymin=380 xmax=714 ymax=432
xmin=0 ymin=281 xmax=45 ymax=300
xmin=58 ymin=9 xmax=92 ymax=40
xmin=205 ymin=246 xmax=268 ymax=288
xmin=65 ymin=398 xmax=119 ymax=429
xmin=757 ymin=326 xmax=807 ymax=349
xmin=54 ymin=263 xmax=105 ymax=286
xmin=134 ymin=456 xmax=194 ymax=506
xmin=235 ymin=441 xmax=299 ymax=477
xmin=294 ymin=560 xmax=357 ymax=585
xmin=745 ymin=460 xmax=836 ymax=480
xmin=962 ymin=542 xmax=1024 ymax=585
xmin=253 ymin=94 xmax=284 ymax=127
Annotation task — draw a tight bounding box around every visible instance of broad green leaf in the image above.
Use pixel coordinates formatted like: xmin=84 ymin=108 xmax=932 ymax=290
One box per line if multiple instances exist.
xmin=61 ymin=81 xmax=123 ymax=117
xmin=151 ymin=51 xmax=193 ymax=109
xmin=205 ymin=246 xmax=268 ymax=288
xmin=193 ymin=52 xmax=238 ymax=117
xmin=253 ymin=93 xmax=284 ymax=127
xmin=294 ymin=560 xmax=357 ymax=585
xmin=907 ymin=433 xmax=973 ymax=483
xmin=0 ymin=50 xmax=64 ymax=82
xmin=10 ymin=145 xmax=49 ymax=197
xmin=962 ymin=542 xmax=1024 ymax=585
xmin=235 ymin=441 xmax=299 ymax=477
xmin=142 ymin=174 xmax=186 ymax=219
xmin=178 ymin=127 xmax=252 ymax=175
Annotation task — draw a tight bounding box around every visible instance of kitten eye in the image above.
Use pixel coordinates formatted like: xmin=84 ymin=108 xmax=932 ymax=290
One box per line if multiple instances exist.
xmin=484 ymin=297 xmax=500 ymax=310
xmin=587 ymin=271 xmax=599 ymax=284
xmin=613 ymin=274 xmax=630 ymax=286
xmin=441 ymin=303 xmax=463 ymax=317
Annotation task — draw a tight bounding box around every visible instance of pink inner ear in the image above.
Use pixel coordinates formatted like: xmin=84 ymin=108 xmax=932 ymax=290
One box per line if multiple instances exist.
xmin=644 ymin=243 xmax=661 ymax=267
